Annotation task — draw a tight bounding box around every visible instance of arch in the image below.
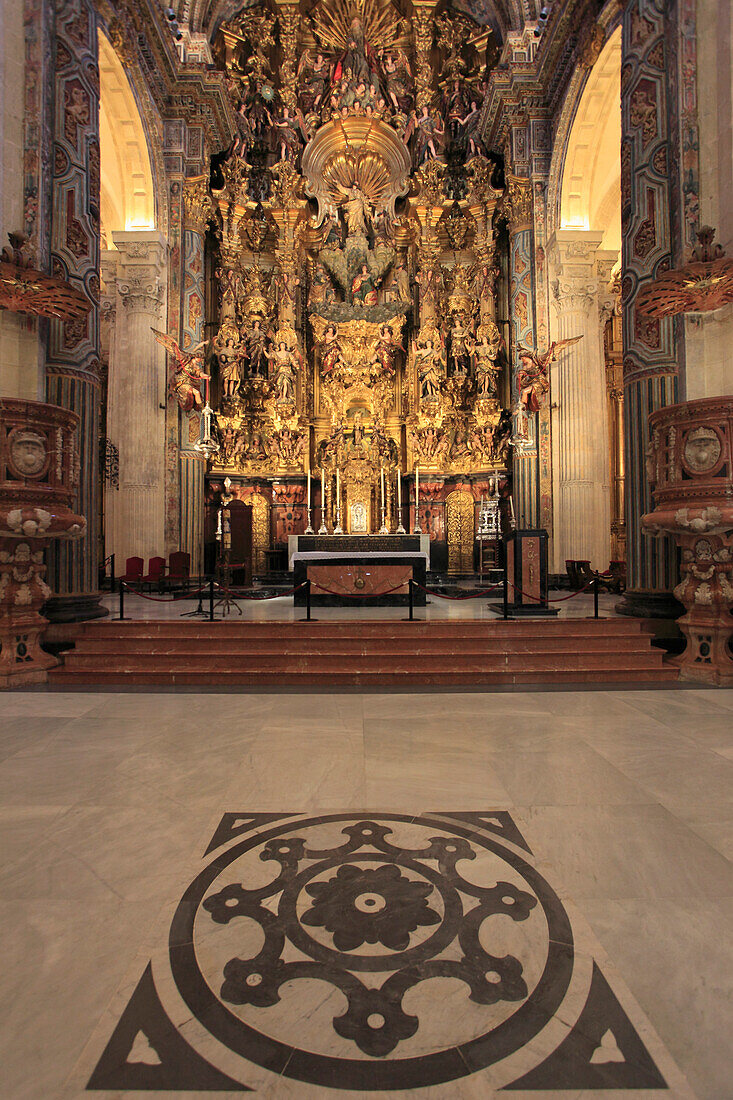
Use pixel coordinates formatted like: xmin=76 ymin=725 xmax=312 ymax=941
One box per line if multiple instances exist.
xmin=558 ymin=27 xmax=621 ymax=251
xmin=98 ymin=30 xmax=156 ymax=241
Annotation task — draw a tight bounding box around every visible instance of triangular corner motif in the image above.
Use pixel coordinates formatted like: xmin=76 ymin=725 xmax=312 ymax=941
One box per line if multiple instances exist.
xmin=502 ymin=961 xmax=667 ymax=1090
xmin=433 ymin=811 xmax=533 ymax=853
xmin=87 ymin=963 xmax=251 ymax=1091
xmin=204 ymin=812 xmax=296 ymax=855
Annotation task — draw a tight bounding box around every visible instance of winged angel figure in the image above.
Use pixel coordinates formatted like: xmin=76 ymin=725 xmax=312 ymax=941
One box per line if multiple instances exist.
xmin=152 ymin=328 xmax=210 ymax=414
xmin=516 ymin=337 xmax=583 ymax=415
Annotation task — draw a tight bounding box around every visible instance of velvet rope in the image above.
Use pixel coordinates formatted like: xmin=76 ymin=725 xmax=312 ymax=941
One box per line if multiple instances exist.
xmin=411 ymin=580 xmax=504 ymax=600
xmin=309 ymin=581 xmax=411 ymax=599
xmin=506 ymin=577 xmax=598 ymax=603
xmin=213 ymin=582 xmax=307 ymax=600
xmin=120 ymin=583 xmax=210 ymax=603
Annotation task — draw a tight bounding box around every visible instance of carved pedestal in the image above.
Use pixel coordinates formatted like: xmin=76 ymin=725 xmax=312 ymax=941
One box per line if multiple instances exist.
xmin=643 ymin=397 xmax=733 ymax=685
xmin=0 ymin=400 xmax=86 ymax=686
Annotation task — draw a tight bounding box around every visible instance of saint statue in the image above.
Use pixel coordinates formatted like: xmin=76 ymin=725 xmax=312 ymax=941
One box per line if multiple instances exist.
xmin=244 ymin=318 xmax=270 ymax=378
xmin=337 ymin=183 xmax=372 ymax=238
xmin=371 ymin=324 xmax=404 ymax=375
xmin=320 ymin=324 xmax=345 ymax=376
xmin=214 ymin=331 xmax=243 ymax=403
xmin=471 ymin=323 xmax=502 ymax=399
xmin=267 ymin=340 xmax=301 ymax=403
xmin=414 ymin=333 xmax=446 ymax=400
xmin=351 ymin=263 xmax=377 ymax=306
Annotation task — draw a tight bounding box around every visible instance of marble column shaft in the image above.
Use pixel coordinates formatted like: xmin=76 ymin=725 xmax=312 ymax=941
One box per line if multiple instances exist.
xmin=105 ymin=232 xmax=167 ymax=567
xmin=550 ymin=233 xmax=615 ymax=571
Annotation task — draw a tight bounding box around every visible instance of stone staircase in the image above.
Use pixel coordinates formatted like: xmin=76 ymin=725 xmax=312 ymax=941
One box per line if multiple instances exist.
xmin=49 ymin=618 xmax=678 ymax=686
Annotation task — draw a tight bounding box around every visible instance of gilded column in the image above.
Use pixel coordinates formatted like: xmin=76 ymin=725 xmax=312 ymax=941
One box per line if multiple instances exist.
xmin=179 ymin=177 xmax=212 ymax=576
xmin=106 ymin=231 xmax=167 ymax=567
xmin=44 ymin=0 xmax=104 ymax=621
xmin=619 ymin=0 xmax=680 ymax=615
xmin=506 ymin=174 xmax=538 ymax=529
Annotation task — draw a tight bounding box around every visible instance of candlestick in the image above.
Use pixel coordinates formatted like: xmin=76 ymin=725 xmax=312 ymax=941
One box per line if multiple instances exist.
xmin=304 ymin=471 xmax=314 ymax=534
xmin=509 ymin=496 xmax=516 ymax=529
xmin=413 ymin=465 xmax=422 ymax=534
xmin=396 ymin=469 xmax=405 ymax=534
xmin=318 ymin=467 xmax=327 ymax=534
xmin=379 ymin=466 xmax=388 ymax=534
xmin=334 ymin=467 xmax=343 ymax=534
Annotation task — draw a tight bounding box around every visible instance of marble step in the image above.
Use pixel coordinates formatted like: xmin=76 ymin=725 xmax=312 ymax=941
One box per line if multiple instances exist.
xmin=78 ymin=618 xmax=645 ymax=638
xmin=59 ymin=650 xmax=668 ymax=672
xmin=50 ymin=666 xmax=679 ymax=685
xmin=69 ymin=636 xmax=652 ymax=656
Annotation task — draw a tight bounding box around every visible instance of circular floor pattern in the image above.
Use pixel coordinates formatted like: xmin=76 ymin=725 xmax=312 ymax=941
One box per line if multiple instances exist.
xmin=169 ymin=813 xmax=574 ymax=1090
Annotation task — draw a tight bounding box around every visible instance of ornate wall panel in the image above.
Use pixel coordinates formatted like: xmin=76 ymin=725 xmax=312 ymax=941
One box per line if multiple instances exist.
xmin=44 ymin=0 xmax=103 ymax=613
xmin=620 ymin=0 xmax=681 ymax=604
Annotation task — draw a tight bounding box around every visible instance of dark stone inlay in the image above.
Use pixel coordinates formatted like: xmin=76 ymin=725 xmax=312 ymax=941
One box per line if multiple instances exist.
xmin=169 ymin=812 xmax=574 ymax=1090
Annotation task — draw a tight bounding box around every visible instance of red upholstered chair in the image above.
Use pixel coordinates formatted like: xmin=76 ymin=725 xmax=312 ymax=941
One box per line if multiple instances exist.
xmin=143 ymin=556 xmax=166 ymax=591
xmin=166 ymin=551 xmax=190 ymax=589
xmin=120 ymin=556 xmax=143 ymax=588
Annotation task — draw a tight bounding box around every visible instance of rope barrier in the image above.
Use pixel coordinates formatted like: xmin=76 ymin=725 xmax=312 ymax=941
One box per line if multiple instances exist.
xmin=506 ymin=576 xmax=597 ymax=604
xmin=213 ymin=582 xmax=307 ymax=601
xmin=309 ymin=580 xmax=411 ymax=599
xmin=411 ymin=580 xmax=504 ymax=600
xmin=120 ymin=583 xmax=210 ymax=603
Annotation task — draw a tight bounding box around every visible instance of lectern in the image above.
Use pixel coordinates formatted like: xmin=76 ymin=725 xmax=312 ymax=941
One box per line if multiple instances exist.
xmin=501 ymin=529 xmax=558 ymax=616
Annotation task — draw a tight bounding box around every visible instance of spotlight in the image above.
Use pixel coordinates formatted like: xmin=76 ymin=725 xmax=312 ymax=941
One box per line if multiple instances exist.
xmin=166 ymin=7 xmax=176 ymax=19
xmin=539 ymin=6 xmax=548 ymax=19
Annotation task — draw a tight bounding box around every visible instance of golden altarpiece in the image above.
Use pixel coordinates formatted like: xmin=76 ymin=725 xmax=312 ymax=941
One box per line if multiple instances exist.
xmin=202 ymin=0 xmax=513 ymax=574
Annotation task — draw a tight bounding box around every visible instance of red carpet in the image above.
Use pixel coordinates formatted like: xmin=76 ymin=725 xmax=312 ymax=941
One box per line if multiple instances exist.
xmin=50 ymin=618 xmax=678 ymax=686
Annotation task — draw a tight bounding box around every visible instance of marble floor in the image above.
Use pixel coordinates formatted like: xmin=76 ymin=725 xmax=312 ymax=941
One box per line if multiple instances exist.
xmin=1 ymin=687 xmax=731 ymax=1098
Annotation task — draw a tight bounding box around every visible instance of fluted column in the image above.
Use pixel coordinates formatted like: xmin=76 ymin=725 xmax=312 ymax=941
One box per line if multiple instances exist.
xmin=549 ymin=231 xmax=616 ymax=572
xmin=106 ymin=231 xmax=167 ymax=567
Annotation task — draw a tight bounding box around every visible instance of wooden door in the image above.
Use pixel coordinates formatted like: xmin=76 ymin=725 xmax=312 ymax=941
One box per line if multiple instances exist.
xmin=446 ymin=490 xmax=475 ymax=574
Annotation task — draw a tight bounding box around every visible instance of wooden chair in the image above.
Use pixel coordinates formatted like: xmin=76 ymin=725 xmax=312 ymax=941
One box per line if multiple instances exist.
xmin=120 ymin=556 xmax=143 ymax=588
xmin=166 ymin=551 xmax=190 ymax=589
xmin=143 ymin=556 xmax=166 ymax=591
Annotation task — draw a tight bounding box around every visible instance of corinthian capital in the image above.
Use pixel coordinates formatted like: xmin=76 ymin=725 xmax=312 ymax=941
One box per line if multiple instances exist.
xmin=183 ymin=176 xmax=215 ymax=233
xmin=552 ymin=276 xmax=598 ymax=312
xmin=112 ymin=231 xmax=167 ymax=312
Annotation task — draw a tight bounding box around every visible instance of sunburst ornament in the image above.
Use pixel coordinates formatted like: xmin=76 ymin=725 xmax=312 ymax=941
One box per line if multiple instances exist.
xmin=309 ymin=0 xmax=407 ymax=55
xmin=0 ymin=232 xmax=91 ymax=321
xmin=636 ymin=226 xmax=733 ymax=317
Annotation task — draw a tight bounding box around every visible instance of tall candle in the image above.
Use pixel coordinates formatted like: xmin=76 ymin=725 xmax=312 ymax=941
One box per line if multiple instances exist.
xmin=397 ymin=470 xmax=401 ymax=509
xmin=380 ymin=466 xmax=385 ymax=511
xmin=336 ymin=467 xmax=340 ymax=512
xmin=307 ymin=471 xmax=311 ymax=511
xmin=415 ymin=465 xmax=419 ymax=525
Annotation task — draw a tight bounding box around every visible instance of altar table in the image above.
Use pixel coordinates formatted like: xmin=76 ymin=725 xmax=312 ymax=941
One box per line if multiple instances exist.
xmin=292 ymin=551 xmax=428 ymax=606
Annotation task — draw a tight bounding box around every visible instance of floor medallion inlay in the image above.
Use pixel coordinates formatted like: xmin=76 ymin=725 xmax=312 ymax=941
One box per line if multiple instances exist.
xmin=87 ymin=811 xmax=687 ymax=1094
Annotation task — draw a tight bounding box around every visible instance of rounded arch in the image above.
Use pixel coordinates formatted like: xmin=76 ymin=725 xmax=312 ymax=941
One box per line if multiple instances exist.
xmin=558 ymin=26 xmax=621 ymax=250
xmin=98 ymin=30 xmax=156 ymax=242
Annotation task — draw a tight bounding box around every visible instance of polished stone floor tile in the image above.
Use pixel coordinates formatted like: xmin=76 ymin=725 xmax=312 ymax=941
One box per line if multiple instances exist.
xmin=0 ymin=688 xmax=729 ymax=1098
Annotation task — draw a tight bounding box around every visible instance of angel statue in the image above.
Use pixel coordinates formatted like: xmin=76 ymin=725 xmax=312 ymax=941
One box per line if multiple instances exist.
xmin=517 ymin=337 xmax=583 ymax=414
xmin=413 ymin=332 xmax=446 ymax=401
xmin=152 ymin=328 xmax=210 ymax=414
xmin=267 ymin=340 xmax=302 ymax=404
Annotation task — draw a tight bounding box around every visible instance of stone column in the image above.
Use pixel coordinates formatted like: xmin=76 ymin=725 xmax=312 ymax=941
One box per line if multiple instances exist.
xmin=506 ymin=174 xmax=539 ymax=529
xmin=105 ymin=231 xmax=167 ymax=567
xmin=44 ymin=0 xmax=104 ymax=621
xmin=549 ymin=231 xmax=617 ymax=572
xmin=618 ymin=0 xmax=681 ymax=616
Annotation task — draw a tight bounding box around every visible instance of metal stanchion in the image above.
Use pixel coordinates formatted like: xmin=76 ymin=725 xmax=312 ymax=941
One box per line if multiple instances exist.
xmin=119 ymin=580 xmax=125 ymax=621
xmin=503 ymin=567 xmax=509 ymax=620
xmin=110 ymin=553 xmax=116 ymax=593
xmin=306 ymin=579 xmax=312 ymax=621
xmin=594 ymin=577 xmax=599 ymax=619
xmin=209 ymin=577 xmax=215 ymax=621
xmin=409 ymin=577 xmax=414 ymax=621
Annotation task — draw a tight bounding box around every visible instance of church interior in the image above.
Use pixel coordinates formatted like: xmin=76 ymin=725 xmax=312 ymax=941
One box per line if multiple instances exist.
xmin=0 ymin=0 xmax=732 ymax=1095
